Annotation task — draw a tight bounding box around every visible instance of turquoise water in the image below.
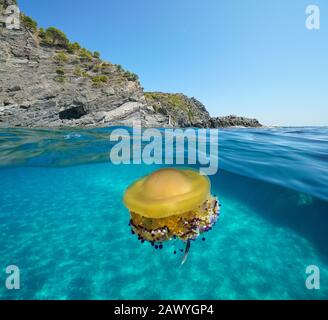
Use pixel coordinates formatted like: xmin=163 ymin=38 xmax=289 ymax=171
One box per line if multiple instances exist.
xmin=0 ymin=127 xmax=327 ymax=300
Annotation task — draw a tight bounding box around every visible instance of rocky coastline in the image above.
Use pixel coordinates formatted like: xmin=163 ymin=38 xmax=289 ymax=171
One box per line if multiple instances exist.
xmin=0 ymin=0 xmax=262 ymax=129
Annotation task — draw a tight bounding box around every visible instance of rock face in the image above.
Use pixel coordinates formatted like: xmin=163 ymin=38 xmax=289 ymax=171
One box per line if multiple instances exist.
xmin=0 ymin=3 xmax=167 ymax=128
xmin=145 ymin=92 xmax=211 ymax=127
xmin=0 ymin=1 xmax=262 ymax=129
xmin=0 ymin=0 xmax=16 ymax=7
xmin=209 ymin=115 xmax=262 ymax=128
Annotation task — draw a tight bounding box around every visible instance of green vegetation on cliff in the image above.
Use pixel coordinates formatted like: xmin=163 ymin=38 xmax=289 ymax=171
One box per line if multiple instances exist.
xmin=144 ymin=92 xmax=210 ymax=126
xmin=91 ymin=75 xmax=108 ymax=86
xmin=20 ymin=13 xmax=37 ymax=33
xmin=53 ymin=52 xmax=69 ymax=64
xmin=145 ymin=92 xmax=197 ymax=120
xmin=16 ymin=10 xmax=141 ymax=88
xmin=145 ymin=92 xmax=189 ymax=111
xmin=40 ymin=27 xmax=69 ymax=47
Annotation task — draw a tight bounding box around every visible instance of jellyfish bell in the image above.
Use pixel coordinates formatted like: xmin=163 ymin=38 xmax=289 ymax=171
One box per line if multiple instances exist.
xmin=123 ymin=168 xmax=220 ymax=264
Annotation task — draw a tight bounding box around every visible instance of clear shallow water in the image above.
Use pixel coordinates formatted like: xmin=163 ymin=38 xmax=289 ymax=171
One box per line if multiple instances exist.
xmin=0 ymin=127 xmax=327 ymax=300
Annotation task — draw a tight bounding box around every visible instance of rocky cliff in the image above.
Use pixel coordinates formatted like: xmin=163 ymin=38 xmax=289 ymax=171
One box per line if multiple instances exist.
xmin=0 ymin=1 xmax=262 ymax=129
xmin=0 ymin=1 xmax=167 ymax=128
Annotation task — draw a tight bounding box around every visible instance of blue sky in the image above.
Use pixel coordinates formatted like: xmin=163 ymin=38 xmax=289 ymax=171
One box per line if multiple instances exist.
xmin=19 ymin=0 xmax=327 ymax=126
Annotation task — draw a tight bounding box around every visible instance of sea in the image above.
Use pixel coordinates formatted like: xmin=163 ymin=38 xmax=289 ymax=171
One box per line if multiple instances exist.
xmin=0 ymin=126 xmax=327 ymax=300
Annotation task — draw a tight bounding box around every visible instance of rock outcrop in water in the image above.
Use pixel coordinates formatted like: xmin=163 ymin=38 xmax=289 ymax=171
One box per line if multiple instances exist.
xmin=145 ymin=92 xmax=262 ymax=128
xmin=0 ymin=0 xmax=262 ymax=129
xmin=209 ymin=115 xmax=262 ymax=128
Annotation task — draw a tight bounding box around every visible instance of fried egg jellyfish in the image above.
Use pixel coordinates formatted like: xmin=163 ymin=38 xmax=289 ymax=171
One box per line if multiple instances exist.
xmin=123 ymin=168 xmax=220 ymax=265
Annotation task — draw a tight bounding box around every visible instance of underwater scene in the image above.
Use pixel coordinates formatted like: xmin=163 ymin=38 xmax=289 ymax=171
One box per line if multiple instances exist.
xmin=0 ymin=126 xmax=327 ymax=300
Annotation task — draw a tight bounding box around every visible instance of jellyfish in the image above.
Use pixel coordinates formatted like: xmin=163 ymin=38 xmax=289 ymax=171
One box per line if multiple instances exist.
xmin=123 ymin=168 xmax=220 ymax=265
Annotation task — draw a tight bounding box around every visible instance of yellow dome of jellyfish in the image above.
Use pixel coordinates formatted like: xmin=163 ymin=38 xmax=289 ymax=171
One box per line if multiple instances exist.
xmin=123 ymin=168 xmax=220 ymax=265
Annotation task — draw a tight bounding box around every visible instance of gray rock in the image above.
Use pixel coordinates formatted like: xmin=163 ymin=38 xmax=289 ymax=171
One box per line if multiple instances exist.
xmin=7 ymin=85 xmax=21 ymax=92
xmin=209 ymin=115 xmax=262 ymax=128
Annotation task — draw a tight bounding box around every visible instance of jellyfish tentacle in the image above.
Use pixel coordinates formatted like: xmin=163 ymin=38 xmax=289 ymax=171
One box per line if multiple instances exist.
xmin=180 ymin=240 xmax=191 ymax=266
